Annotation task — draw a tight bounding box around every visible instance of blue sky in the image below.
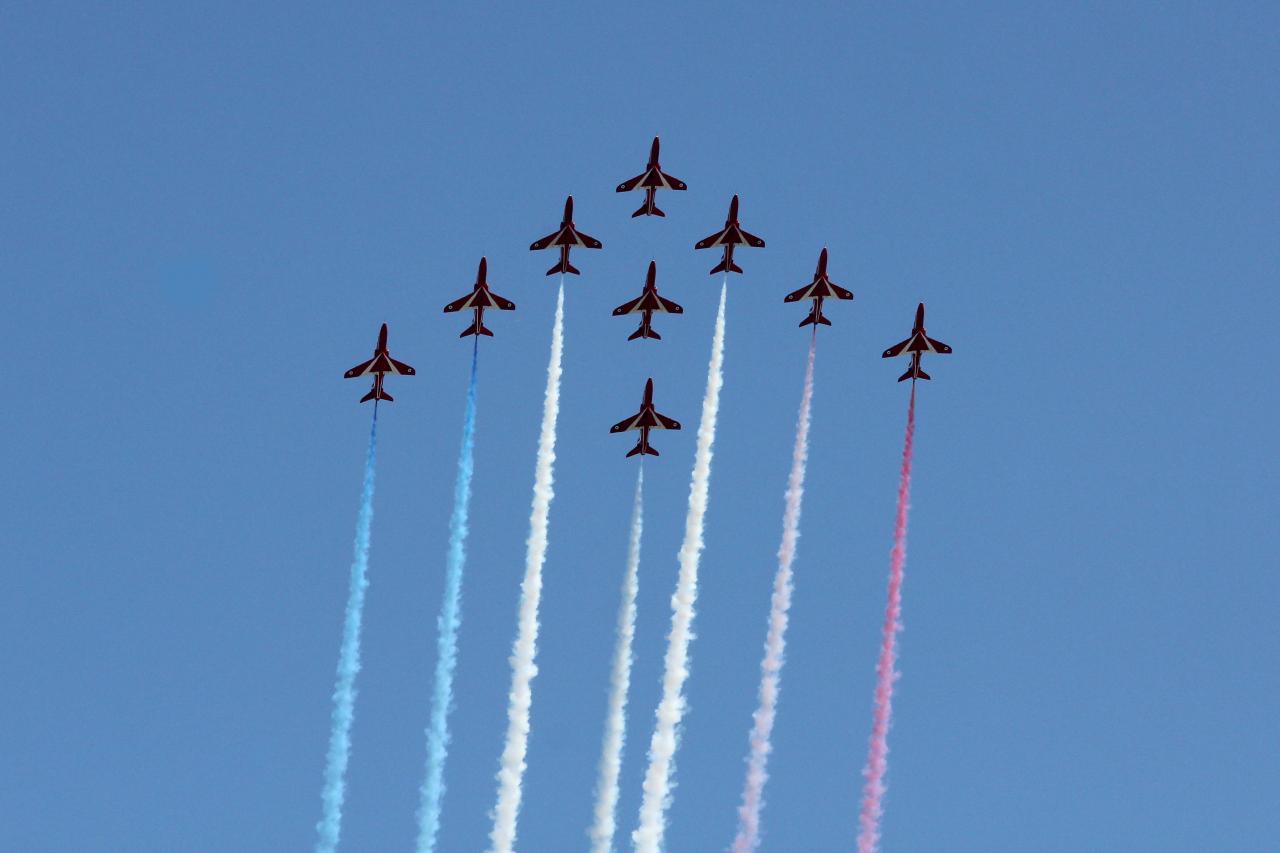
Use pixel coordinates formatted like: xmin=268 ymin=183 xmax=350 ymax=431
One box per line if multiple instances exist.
xmin=2 ymin=2 xmax=1278 ymax=850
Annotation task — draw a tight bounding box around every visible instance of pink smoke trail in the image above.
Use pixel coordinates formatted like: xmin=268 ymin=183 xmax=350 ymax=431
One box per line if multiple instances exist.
xmin=857 ymin=384 xmax=916 ymax=853
xmin=731 ymin=331 xmax=817 ymax=853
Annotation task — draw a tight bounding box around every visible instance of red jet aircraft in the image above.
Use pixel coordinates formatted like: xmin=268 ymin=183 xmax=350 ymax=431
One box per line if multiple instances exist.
xmin=443 ymin=257 xmax=516 ymax=338
xmin=615 ymin=136 xmax=687 ymax=217
xmin=882 ymin=303 xmax=952 ymax=382
xmin=783 ymin=248 xmax=854 ymax=327
xmin=344 ymin=323 xmax=416 ymax=403
xmin=612 ymin=261 xmax=683 ymax=341
xmin=529 ymin=195 xmax=603 ymax=276
xmin=695 ymin=194 xmax=765 ymax=275
xmin=610 ymin=378 xmax=681 ymax=458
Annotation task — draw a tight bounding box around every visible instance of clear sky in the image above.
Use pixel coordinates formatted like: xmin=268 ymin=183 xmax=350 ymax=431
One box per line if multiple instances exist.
xmin=3 ymin=3 xmax=1277 ymax=851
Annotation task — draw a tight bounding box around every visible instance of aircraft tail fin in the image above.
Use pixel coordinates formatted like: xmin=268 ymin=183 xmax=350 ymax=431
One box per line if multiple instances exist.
xmin=632 ymin=201 xmax=665 ymax=218
xmin=897 ymin=366 xmax=930 ymax=382
xmin=626 ymin=441 xmax=660 ymax=458
xmin=361 ymin=385 xmax=394 ymax=403
xmin=548 ymin=260 xmax=581 ymax=276
xmin=460 ymin=319 xmax=494 ymax=338
xmin=710 ymin=257 xmax=744 ymax=275
xmin=628 ymin=324 xmax=660 ymax=341
xmin=799 ymin=311 xmax=832 ymax=328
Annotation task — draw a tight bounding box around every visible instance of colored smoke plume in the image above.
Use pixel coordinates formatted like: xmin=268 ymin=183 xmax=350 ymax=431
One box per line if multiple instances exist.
xmin=416 ymin=341 xmax=480 ymax=853
xmin=732 ymin=332 xmax=816 ymax=852
xmin=857 ymin=386 xmax=917 ymax=853
xmin=316 ymin=411 xmax=379 ymax=853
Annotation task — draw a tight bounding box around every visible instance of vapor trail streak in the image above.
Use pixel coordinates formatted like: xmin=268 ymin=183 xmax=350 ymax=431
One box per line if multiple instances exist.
xmin=416 ymin=340 xmax=480 ymax=853
xmin=488 ymin=283 xmax=565 ymax=853
xmin=633 ymin=281 xmax=728 ymax=853
xmin=857 ymin=385 xmax=917 ymax=853
xmin=316 ymin=411 xmax=379 ymax=853
xmin=588 ymin=468 xmax=645 ymax=853
xmin=732 ymin=332 xmax=817 ymax=853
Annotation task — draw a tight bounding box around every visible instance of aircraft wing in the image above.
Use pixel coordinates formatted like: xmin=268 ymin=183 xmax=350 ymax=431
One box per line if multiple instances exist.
xmin=489 ymin=291 xmax=516 ymax=311
xmin=739 ymin=227 xmax=766 ymax=248
xmin=695 ymin=227 xmax=730 ymax=250
xmin=388 ymin=358 xmax=416 ymax=376
xmin=925 ymin=336 xmax=952 ymax=354
xmin=610 ymin=412 xmax=642 ymax=433
xmin=658 ymin=170 xmax=687 ymax=190
xmin=443 ymin=292 xmax=476 ymax=313
xmin=616 ymin=172 xmax=647 ymax=193
xmin=612 ymin=294 xmax=645 ymax=316
xmin=653 ymin=411 xmax=681 ymax=431
xmin=657 ymin=295 xmax=683 ymax=314
xmin=882 ymin=338 xmax=912 ymax=359
xmin=783 ymin=283 xmax=815 ymax=303
xmin=830 ymin=283 xmax=855 ymax=300
xmin=344 ymin=357 xmax=375 ymax=378
xmin=571 ymin=228 xmax=603 ymax=249
xmin=530 ymin=228 xmax=563 ymax=251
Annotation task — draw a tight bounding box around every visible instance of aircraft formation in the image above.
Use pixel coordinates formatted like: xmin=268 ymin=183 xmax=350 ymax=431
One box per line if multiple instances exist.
xmin=323 ymin=136 xmax=958 ymax=853
xmin=341 ymin=135 xmax=952 ymax=453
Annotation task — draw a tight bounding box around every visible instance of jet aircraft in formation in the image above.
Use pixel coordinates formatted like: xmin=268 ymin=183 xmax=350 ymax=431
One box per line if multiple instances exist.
xmin=529 ymin=195 xmax=603 ymax=276
xmin=783 ymin=247 xmax=854 ymax=327
xmin=610 ymin=378 xmax=681 ymax=458
xmin=882 ymin=303 xmax=952 ymax=382
xmin=612 ymin=261 xmax=684 ymax=341
xmin=343 ymin=136 xmax=953 ymax=415
xmin=694 ymin=194 xmax=766 ymax=275
xmin=615 ymin=136 xmax=687 ymax=218
xmin=344 ymin=323 xmax=415 ymax=403
xmin=442 ymin=256 xmax=516 ymax=338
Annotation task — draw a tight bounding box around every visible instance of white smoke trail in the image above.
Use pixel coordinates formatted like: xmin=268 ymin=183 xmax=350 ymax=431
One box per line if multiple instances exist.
xmin=731 ymin=333 xmax=817 ymax=852
xmin=588 ymin=468 xmax=645 ymax=853
xmin=316 ymin=412 xmax=379 ymax=853
xmin=632 ymin=281 xmax=728 ymax=853
xmin=488 ymin=283 xmax=565 ymax=853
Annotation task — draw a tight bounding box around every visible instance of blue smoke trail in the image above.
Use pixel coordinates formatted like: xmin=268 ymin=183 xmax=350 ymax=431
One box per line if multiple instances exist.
xmin=316 ymin=410 xmax=379 ymax=853
xmin=416 ymin=340 xmax=480 ymax=853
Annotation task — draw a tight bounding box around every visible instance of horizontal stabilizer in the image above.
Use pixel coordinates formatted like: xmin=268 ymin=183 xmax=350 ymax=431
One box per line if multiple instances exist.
xmin=460 ymin=320 xmax=494 ymax=338
xmin=897 ymin=366 xmax=930 ymax=382
xmin=799 ymin=312 xmax=832 ymax=328
xmin=710 ymin=258 xmax=744 ymax=276
xmin=626 ymin=441 xmax=659 ymax=458
xmin=361 ymin=386 xmax=394 ymax=403
xmin=628 ymin=324 xmax=660 ymax=341
xmin=547 ymin=260 xmax=581 ymax=276
xmin=632 ymin=201 xmax=665 ymax=218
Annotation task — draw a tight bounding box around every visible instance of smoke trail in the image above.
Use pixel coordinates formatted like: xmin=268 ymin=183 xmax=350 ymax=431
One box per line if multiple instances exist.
xmin=415 ymin=339 xmax=480 ymax=853
xmin=857 ymin=385 xmax=917 ymax=853
xmin=633 ymin=280 xmax=728 ymax=853
xmin=488 ymin=282 xmax=565 ymax=853
xmin=588 ymin=468 xmax=645 ymax=853
xmin=316 ymin=410 xmax=380 ymax=853
xmin=731 ymin=331 xmax=817 ymax=853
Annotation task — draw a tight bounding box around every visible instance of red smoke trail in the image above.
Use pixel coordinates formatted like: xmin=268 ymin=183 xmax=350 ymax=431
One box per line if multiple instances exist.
xmin=857 ymin=385 xmax=916 ymax=853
